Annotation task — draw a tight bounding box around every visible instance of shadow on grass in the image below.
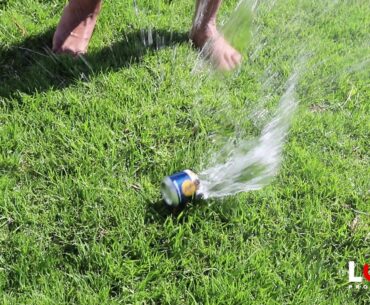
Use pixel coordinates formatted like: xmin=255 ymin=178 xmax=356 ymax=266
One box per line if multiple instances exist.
xmin=0 ymin=27 xmax=188 ymax=100
xmin=0 ymin=1 xmax=7 ymax=9
xmin=145 ymin=200 xmax=175 ymax=224
xmin=145 ymin=197 xmax=217 ymax=225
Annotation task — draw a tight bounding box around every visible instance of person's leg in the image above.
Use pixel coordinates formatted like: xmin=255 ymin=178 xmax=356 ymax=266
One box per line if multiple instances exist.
xmin=190 ymin=0 xmax=241 ymax=70
xmin=53 ymin=0 xmax=102 ymax=55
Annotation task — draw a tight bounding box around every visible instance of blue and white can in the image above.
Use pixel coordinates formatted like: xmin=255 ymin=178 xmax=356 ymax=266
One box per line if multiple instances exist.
xmin=161 ymin=169 xmax=200 ymax=207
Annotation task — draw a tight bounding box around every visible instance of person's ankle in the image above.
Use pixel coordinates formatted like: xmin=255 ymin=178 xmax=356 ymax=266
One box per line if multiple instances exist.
xmin=190 ymin=22 xmax=217 ymax=47
xmin=68 ymin=0 xmax=102 ymax=16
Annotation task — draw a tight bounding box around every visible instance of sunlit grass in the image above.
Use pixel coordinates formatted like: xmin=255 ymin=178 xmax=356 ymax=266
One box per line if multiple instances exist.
xmin=0 ymin=0 xmax=369 ymax=304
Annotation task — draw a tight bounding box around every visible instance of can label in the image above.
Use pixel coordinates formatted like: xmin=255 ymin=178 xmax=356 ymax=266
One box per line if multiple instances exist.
xmin=161 ymin=169 xmax=200 ymax=207
xmin=169 ymin=171 xmax=197 ymax=204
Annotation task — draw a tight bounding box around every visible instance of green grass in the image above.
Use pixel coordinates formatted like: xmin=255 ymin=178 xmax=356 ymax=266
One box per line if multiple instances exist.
xmin=0 ymin=0 xmax=369 ymax=304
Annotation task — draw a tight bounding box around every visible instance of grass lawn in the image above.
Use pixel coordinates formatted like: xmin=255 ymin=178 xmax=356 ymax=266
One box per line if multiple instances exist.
xmin=0 ymin=0 xmax=369 ymax=304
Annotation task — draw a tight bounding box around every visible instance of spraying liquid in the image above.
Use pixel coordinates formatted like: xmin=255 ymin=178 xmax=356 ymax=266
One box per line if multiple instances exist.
xmin=198 ymin=72 xmax=298 ymax=199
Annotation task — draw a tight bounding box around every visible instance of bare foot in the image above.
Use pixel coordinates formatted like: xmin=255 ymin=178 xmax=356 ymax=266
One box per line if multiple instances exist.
xmin=190 ymin=25 xmax=242 ymax=70
xmin=53 ymin=0 xmax=102 ymax=55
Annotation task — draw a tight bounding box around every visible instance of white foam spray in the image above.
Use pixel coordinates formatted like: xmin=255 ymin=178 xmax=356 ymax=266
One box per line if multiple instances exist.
xmin=198 ymin=71 xmax=299 ymax=199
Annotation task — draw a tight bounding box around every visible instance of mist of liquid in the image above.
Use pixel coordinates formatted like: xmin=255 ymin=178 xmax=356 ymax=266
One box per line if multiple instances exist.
xmin=198 ymin=72 xmax=298 ymax=198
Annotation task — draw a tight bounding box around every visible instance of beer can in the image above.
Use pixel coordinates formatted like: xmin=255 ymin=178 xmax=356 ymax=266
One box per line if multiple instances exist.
xmin=161 ymin=169 xmax=200 ymax=207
